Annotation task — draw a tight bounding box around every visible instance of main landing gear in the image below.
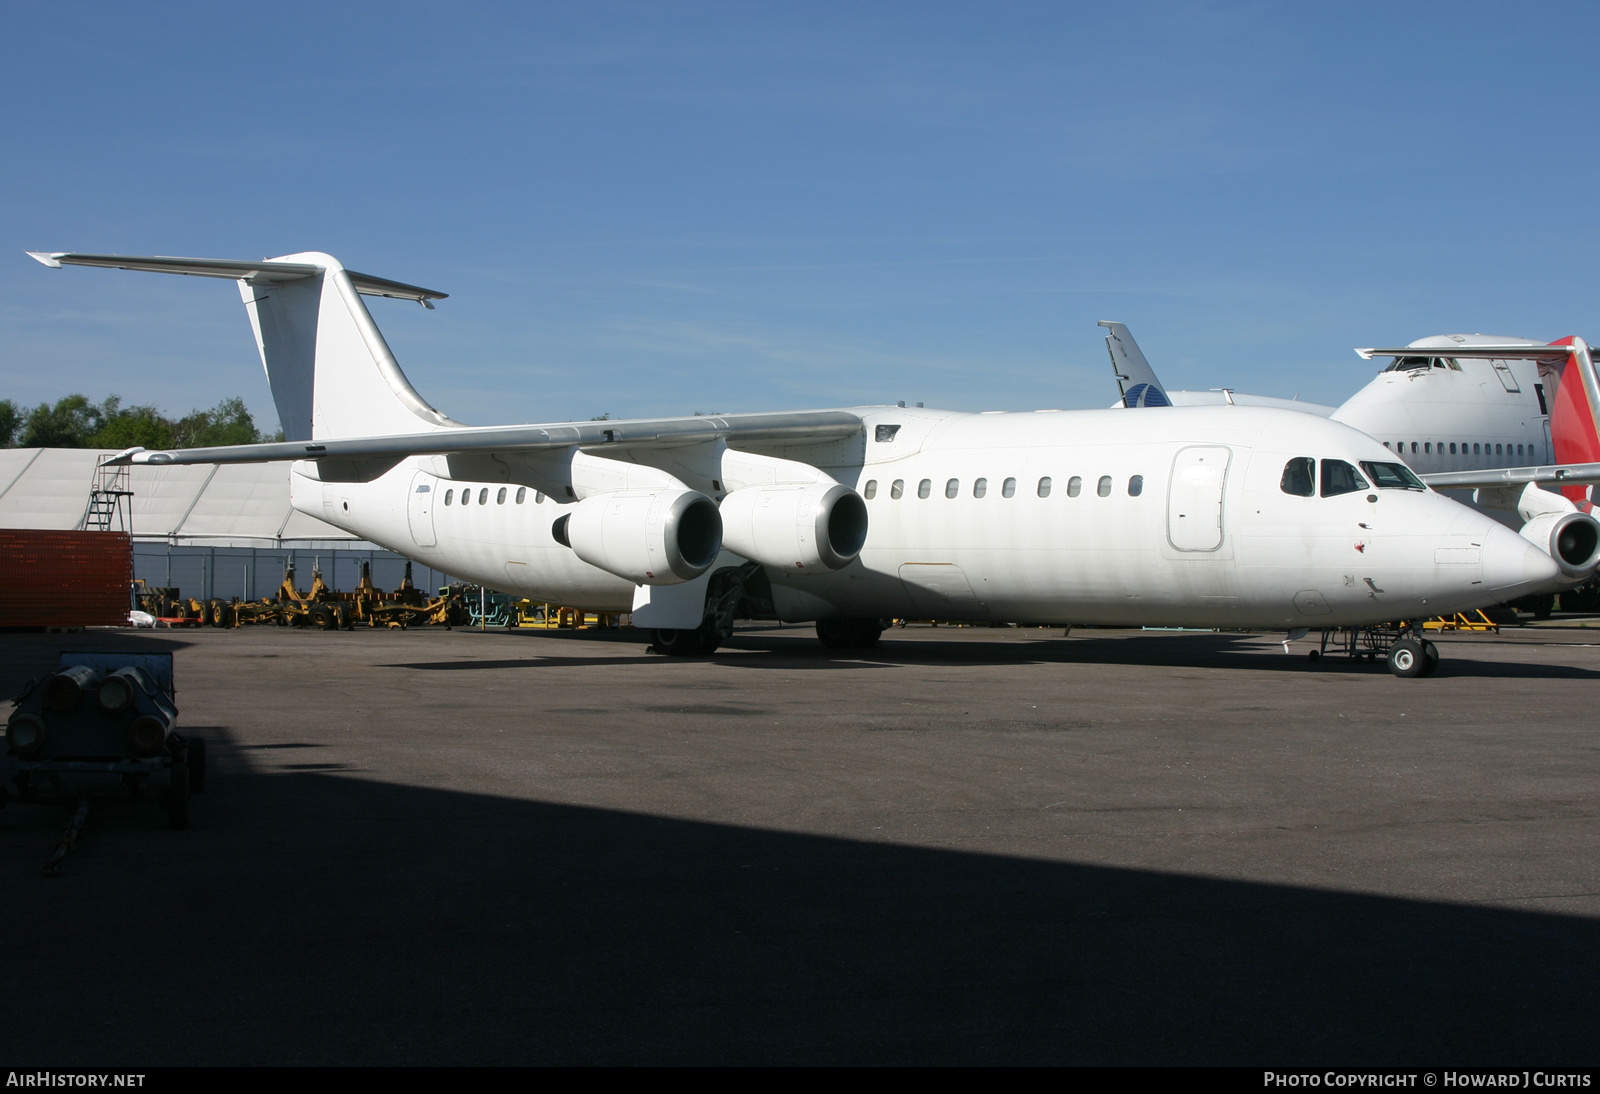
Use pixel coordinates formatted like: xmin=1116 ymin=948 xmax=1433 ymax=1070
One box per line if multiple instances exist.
xmin=815 ymin=617 xmax=887 ymax=650
xmin=1309 ymin=623 xmax=1439 ymax=677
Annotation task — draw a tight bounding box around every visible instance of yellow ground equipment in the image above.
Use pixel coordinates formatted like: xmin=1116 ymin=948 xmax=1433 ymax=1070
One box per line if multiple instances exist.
xmin=1423 ymin=610 xmax=1500 ymax=633
xmin=511 ymin=600 xmax=628 ymax=630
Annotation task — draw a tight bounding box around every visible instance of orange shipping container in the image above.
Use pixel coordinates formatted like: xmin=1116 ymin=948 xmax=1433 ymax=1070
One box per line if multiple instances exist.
xmin=0 ymin=531 xmax=132 ymax=627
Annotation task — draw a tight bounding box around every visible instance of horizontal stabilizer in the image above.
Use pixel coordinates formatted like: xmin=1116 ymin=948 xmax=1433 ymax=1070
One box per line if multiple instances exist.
xmin=1355 ymin=344 xmax=1573 ymax=361
xmin=1421 ymin=462 xmax=1600 ymax=491
xmin=26 ymin=251 xmax=448 ymax=306
xmin=109 ymin=410 xmax=866 ymax=466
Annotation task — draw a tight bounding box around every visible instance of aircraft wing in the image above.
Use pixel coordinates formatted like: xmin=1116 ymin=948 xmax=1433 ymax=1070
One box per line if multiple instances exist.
xmin=1421 ymin=463 xmax=1600 ymax=490
xmin=105 ymin=409 xmax=866 ymax=466
xmin=1356 ymin=345 xmax=1572 ymax=361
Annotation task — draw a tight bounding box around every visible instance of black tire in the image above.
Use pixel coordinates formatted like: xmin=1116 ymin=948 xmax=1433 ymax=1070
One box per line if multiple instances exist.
xmin=309 ymin=605 xmax=335 ymax=630
xmin=1307 ymin=650 xmax=1321 ymax=661
xmin=652 ymin=627 xmax=706 ymax=656
xmin=849 ymin=619 xmax=885 ymax=649
xmin=1388 ymin=638 xmax=1426 ymax=678
xmin=816 ymin=618 xmax=852 ymax=649
xmin=166 ymin=761 xmax=191 ymax=830
xmin=1419 ymin=639 xmax=1440 ymax=678
xmin=187 ymin=737 xmax=207 ymax=794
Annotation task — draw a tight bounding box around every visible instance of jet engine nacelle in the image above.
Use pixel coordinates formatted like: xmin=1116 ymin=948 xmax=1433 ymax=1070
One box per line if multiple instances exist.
xmin=1520 ymin=510 xmax=1600 ymax=580
xmin=719 ymin=482 xmax=868 ymax=574
xmin=557 ymin=488 xmax=723 ymax=585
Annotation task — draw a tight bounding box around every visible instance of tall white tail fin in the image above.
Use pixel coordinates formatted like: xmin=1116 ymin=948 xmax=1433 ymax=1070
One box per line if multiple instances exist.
xmin=27 ymin=250 xmax=458 ymax=440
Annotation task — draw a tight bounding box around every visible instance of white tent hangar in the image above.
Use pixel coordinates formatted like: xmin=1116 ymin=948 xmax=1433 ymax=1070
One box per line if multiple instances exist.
xmin=0 ymin=449 xmax=454 ymax=601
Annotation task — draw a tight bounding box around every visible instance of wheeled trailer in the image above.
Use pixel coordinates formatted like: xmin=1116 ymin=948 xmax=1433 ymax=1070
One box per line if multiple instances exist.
xmin=2 ymin=652 xmax=205 ymax=829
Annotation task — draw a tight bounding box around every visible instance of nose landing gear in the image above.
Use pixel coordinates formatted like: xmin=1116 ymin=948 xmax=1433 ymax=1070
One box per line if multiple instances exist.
xmin=1311 ymin=624 xmax=1439 ymax=677
xmin=1386 ymin=637 xmax=1440 ymax=678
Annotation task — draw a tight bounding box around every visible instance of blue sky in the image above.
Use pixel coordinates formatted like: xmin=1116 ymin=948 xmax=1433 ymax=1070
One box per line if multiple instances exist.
xmin=4 ymin=2 xmax=1598 ymax=431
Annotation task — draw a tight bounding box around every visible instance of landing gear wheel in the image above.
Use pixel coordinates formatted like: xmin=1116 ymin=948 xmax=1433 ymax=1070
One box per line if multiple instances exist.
xmin=165 ymin=761 xmax=191 ymax=830
xmin=1307 ymin=650 xmax=1321 ymax=661
xmin=816 ymin=618 xmax=853 ymax=649
xmin=817 ymin=618 xmax=886 ymax=650
xmin=1419 ymin=639 xmax=1440 ymax=678
xmin=1388 ymin=638 xmax=1426 ymax=678
xmin=652 ymin=627 xmax=713 ymax=656
xmin=851 ymin=620 xmax=885 ymax=649
xmin=186 ymin=737 xmax=207 ymax=794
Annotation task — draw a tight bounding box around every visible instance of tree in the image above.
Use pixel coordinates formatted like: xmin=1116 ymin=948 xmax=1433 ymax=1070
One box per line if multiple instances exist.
xmin=92 ymin=400 xmax=176 ymax=450
xmin=2 ymin=393 xmax=276 ymax=449
xmin=174 ymin=397 xmax=263 ymax=448
xmin=21 ymin=395 xmax=104 ymax=448
xmin=0 ymin=400 xmax=19 ymax=447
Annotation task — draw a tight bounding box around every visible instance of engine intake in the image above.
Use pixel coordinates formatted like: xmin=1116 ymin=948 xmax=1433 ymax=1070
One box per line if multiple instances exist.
xmin=719 ymin=483 xmax=868 ymax=574
xmin=562 ymin=488 xmax=722 ymax=584
xmin=1520 ymin=510 xmax=1600 ymax=580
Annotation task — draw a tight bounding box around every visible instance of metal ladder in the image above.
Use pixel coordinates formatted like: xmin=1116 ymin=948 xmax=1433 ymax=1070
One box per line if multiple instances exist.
xmin=81 ymin=456 xmax=134 ymax=532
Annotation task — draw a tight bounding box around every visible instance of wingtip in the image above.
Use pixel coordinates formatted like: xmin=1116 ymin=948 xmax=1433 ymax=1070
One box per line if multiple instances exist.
xmin=26 ymin=251 xmax=64 ymax=268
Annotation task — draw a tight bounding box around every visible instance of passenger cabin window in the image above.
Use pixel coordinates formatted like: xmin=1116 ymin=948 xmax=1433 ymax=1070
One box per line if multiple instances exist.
xmin=864 ymin=480 xmax=877 ymax=499
xmin=1067 ymin=476 xmax=1082 ymax=497
xmin=535 ymin=491 xmax=545 ymax=504
xmin=478 ymin=488 xmax=489 ymax=505
xmin=1424 ymin=443 xmax=1432 ymax=453
xmin=1097 ymin=475 xmax=1112 ymax=497
xmin=1037 ymin=476 xmax=1052 ymax=498
xmin=1128 ymin=475 xmax=1144 ymax=497
xmin=945 ymin=478 xmax=959 ymax=499
xmin=1002 ymin=477 xmax=1017 ymax=498
xmin=918 ymin=479 xmax=932 ymax=499
xmin=497 ymin=487 xmax=507 ymax=504
xmin=890 ymin=479 xmax=904 ymax=499
xmin=1360 ymin=461 xmax=1426 ymax=490
xmin=1321 ymin=459 xmax=1370 ymax=497
xmin=516 ymin=487 xmax=526 ymax=504
xmin=973 ymin=478 xmax=987 ymax=498
xmin=444 ymin=489 xmax=454 ymax=505
xmin=1280 ymin=457 xmax=1315 ymax=497
xmin=875 ymin=424 xmax=901 ymax=443
xmin=1449 ymin=443 xmax=1456 ymax=455
xmin=1411 ymin=442 xmax=1419 ymax=453
xmin=461 ymin=489 xmax=471 ymax=505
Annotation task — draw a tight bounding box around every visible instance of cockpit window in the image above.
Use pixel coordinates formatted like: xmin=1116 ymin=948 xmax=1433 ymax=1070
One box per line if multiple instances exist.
xmin=1388 ymin=356 xmax=1433 ymax=372
xmin=1360 ymin=461 xmax=1425 ymax=490
xmin=1280 ymin=457 xmax=1315 ymax=497
xmin=1321 ymin=459 xmax=1370 ymax=497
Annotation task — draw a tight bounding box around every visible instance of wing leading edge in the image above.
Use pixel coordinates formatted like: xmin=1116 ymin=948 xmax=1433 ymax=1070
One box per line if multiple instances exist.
xmin=107 ymin=409 xmax=866 ymax=467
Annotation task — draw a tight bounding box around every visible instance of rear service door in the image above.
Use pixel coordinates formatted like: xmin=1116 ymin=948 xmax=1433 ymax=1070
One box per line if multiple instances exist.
xmin=408 ymin=472 xmax=437 ymax=548
xmin=1167 ymin=446 xmax=1230 ymax=552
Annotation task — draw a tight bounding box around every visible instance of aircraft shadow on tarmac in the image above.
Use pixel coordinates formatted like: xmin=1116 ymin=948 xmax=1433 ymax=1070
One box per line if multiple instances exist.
xmin=391 ymin=629 xmax=1600 ymax=680
xmin=2 ymin=735 xmax=1595 ymax=1066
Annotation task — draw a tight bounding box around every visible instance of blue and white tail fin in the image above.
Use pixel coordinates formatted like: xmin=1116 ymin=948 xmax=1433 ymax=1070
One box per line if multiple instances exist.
xmin=1098 ymin=320 xmax=1171 ymax=408
xmin=27 ymin=250 xmax=458 ymax=441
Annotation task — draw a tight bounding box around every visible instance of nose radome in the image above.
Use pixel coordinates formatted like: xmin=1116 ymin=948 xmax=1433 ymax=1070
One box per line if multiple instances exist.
xmin=1481 ymin=521 xmax=1560 ymax=599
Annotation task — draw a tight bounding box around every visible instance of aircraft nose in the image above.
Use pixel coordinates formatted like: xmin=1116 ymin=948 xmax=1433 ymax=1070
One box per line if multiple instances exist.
xmin=1480 ymin=520 xmax=1559 ymax=600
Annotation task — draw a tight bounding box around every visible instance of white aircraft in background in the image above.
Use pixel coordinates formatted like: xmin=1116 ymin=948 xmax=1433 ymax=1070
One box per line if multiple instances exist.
xmin=26 ymin=250 xmax=1598 ymax=677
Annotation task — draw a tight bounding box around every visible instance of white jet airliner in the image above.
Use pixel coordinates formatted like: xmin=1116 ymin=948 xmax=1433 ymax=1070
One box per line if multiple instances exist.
xmin=27 ymin=250 xmax=1594 ymax=677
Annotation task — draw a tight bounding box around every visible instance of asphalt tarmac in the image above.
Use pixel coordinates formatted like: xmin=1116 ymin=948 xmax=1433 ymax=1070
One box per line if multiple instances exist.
xmin=1 ymin=621 xmax=1597 ymax=1065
